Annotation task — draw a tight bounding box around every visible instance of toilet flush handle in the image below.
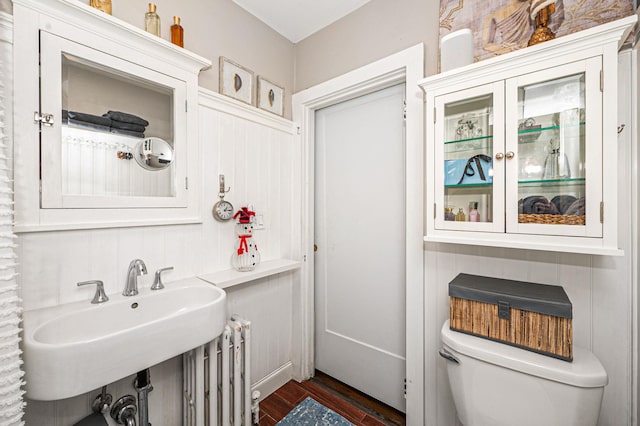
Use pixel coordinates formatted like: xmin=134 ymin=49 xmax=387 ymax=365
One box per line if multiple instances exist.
xmin=439 ymin=347 xmax=460 ymax=364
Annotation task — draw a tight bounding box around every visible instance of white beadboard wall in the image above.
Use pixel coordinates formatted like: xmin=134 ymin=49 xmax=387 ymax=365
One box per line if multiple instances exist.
xmin=428 ymin=50 xmax=637 ymax=426
xmin=19 ymin=89 xmax=300 ymax=425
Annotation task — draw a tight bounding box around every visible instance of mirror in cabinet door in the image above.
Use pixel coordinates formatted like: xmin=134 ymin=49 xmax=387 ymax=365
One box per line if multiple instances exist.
xmin=505 ymin=57 xmax=602 ymax=238
xmin=39 ymin=31 xmax=187 ymax=209
xmin=434 ymin=81 xmax=505 ymax=233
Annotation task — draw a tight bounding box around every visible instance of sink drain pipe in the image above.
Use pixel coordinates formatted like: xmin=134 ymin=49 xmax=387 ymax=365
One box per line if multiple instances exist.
xmin=135 ymin=369 xmax=153 ymax=426
xmin=110 ymin=395 xmax=137 ymax=426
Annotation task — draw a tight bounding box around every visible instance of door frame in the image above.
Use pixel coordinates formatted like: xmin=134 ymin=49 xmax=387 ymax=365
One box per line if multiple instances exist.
xmin=291 ymin=44 xmax=425 ymax=424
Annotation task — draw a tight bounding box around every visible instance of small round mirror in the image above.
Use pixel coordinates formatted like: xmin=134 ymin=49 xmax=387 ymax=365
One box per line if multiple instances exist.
xmin=133 ymin=137 xmax=173 ymax=171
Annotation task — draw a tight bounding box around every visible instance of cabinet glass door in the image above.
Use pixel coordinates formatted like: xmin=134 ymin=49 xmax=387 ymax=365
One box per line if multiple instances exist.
xmin=505 ymin=58 xmax=602 ymax=237
xmin=434 ymin=82 xmax=505 ymax=232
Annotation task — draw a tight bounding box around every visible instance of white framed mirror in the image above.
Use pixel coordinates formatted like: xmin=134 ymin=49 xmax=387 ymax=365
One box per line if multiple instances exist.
xmin=12 ymin=2 xmax=211 ymax=231
xmin=39 ymin=31 xmax=187 ymax=209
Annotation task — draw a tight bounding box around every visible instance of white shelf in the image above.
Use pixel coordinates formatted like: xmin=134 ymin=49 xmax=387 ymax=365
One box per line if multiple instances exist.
xmin=424 ymin=234 xmax=623 ymax=256
xmin=198 ymin=259 xmax=301 ymax=289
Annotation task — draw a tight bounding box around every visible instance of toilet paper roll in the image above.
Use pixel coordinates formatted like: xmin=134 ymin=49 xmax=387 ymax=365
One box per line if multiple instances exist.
xmin=440 ymin=28 xmax=474 ymax=72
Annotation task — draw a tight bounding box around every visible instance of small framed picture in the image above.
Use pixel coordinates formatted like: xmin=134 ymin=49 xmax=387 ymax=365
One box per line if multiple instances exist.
xmin=257 ymin=76 xmax=284 ymax=116
xmin=219 ymin=57 xmax=254 ymax=105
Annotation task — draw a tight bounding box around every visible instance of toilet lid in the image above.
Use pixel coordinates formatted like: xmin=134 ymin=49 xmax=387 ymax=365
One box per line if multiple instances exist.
xmin=441 ymin=320 xmax=608 ymax=388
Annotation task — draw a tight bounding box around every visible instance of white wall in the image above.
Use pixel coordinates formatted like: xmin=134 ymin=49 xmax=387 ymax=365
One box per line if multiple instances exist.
xmin=20 ymin=91 xmax=301 ymax=425
xmin=293 ymin=0 xmax=440 ymax=91
xmin=103 ymin=0 xmax=295 ymax=118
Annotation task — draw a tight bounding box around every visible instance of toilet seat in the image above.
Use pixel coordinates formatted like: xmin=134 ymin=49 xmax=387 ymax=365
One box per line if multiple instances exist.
xmin=441 ymin=320 xmax=607 ymax=388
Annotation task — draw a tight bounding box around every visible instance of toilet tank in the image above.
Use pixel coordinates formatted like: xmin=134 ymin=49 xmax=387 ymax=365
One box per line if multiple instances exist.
xmin=440 ymin=320 xmax=608 ymax=426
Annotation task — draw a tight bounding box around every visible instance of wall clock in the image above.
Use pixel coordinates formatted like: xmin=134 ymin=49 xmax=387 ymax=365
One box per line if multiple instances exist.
xmin=213 ymin=174 xmax=234 ymax=221
xmin=213 ymin=199 xmax=234 ymax=221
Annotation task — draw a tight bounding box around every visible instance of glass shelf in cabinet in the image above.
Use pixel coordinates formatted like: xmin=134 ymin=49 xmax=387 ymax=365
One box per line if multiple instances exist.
xmin=518 ymin=177 xmax=585 ymax=187
xmin=517 ymin=122 xmax=585 ymax=144
xmin=444 ymin=134 xmax=493 ymax=145
xmin=444 ymin=146 xmax=494 ymax=156
xmin=445 ymin=182 xmax=493 ymax=189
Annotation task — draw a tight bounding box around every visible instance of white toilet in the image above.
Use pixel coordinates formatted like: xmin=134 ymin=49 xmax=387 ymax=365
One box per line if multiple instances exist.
xmin=440 ymin=320 xmax=608 ymax=426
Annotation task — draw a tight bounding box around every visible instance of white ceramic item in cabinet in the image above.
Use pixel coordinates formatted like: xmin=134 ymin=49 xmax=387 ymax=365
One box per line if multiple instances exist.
xmin=419 ymin=16 xmax=637 ymax=255
xmin=13 ymin=0 xmax=211 ymax=231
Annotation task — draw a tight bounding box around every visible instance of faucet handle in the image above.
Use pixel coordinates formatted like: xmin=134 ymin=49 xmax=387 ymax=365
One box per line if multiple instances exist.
xmin=151 ymin=267 xmax=173 ymax=290
xmin=77 ymin=280 xmax=109 ymax=304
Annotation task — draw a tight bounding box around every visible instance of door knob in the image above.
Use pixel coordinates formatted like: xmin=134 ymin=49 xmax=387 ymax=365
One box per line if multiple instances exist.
xmin=314 ymin=244 xmax=318 ymax=252
xmin=495 ymin=152 xmax=504 ymax=160
xmin=505 ymin=151 xmax=515 ymax=159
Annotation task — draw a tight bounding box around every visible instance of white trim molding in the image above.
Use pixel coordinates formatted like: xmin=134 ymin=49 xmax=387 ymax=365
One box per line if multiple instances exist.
xmin=199 ymin=88 xmax=296 ymax=134
xmin=252 ymin=361 xmax=294 ymax=403
xmin=291 ymin=43 xmax=425 ymax=425
xmin=0 ymin=12 xmax=13 ymax=43
xmin=631 ymin=46 xmax=640 ymax=426
xmin=13 ymin=0 xmax=210 ymax=72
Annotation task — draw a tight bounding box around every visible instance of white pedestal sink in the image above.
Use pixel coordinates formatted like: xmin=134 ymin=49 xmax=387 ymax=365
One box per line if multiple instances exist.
xmin=22 ymin=277 xmax=226 ymax=401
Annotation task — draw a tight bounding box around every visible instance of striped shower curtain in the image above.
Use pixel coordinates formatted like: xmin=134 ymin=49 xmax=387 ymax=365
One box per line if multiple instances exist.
xmin=0 ymin=16 xmax=26 ymax=426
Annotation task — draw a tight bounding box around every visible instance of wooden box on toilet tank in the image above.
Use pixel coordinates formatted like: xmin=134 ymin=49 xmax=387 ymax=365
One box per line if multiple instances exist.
xmin=448 ymin=273 xmax=573 ymax=361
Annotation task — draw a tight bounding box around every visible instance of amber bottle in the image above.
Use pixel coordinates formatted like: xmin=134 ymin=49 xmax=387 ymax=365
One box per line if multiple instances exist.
xmin=90 ymin=0 xmax=112 ymax=14
xmin=171 ymin=16 xmax=184 ymax=48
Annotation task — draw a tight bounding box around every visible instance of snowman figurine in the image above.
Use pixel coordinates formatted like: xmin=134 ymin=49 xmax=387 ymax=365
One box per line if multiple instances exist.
xmin=231 ymin=207 xmax=261 ymax=272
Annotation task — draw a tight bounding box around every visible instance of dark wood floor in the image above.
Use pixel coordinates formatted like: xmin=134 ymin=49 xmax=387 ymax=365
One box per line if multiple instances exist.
xmin=259 ymin=371 xmax=406 ymax=426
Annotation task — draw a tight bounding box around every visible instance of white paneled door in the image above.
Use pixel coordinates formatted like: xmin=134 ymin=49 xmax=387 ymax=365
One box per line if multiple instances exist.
xmin=314 ymin=84 xmax=406 ymax=412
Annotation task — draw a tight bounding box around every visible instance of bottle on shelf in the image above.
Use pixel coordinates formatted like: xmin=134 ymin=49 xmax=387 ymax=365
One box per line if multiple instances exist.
xmin=145 ymin=3 xmax=161 ymax=37
xmin=455 ymin=208 xmax=466 ymax=222
xmin=90 ymin=0 xmax=112 ymax=15
xmin=469 ymin=201 xmax=480 ymax=222
xmin=171 ymin=16 xmax=184 ymax=47
xmin=444 ymin=207 xmax=455 ymax=221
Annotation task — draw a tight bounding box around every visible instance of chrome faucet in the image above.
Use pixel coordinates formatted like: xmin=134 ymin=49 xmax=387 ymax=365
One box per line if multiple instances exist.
xmin=123 ymin=259 xmax=147 ymax=296
xmin=77 ymin=280 xmax=109 ymax=304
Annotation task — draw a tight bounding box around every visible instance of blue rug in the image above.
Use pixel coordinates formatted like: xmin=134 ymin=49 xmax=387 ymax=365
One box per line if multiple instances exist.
xmin=276 ymin=396 xmax=355 ymax=426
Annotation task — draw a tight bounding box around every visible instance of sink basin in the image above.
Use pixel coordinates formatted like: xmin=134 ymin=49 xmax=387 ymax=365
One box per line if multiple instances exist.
xmin=22 ymin=277 xmax=226 ymax=401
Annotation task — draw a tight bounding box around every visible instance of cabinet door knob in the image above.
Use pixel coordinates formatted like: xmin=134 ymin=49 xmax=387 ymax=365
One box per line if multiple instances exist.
xmin=495 ymin=152 xmax=504 ymax=160
xmin=505 ymin=151 xmax=515 ymax=159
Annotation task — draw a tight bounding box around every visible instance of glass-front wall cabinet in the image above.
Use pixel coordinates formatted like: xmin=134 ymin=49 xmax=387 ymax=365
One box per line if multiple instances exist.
xmin=422 ymin=17 xmax=635 ymax=254
xmin=433 ymin=58 xmax=602 ymax=239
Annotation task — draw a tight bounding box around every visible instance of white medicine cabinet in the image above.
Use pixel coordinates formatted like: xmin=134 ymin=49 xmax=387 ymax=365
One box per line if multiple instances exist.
xmin=419 ymin=16 xmax=636 ymax=255
xmin=13 ymin=0 xmax=211 ymax=231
